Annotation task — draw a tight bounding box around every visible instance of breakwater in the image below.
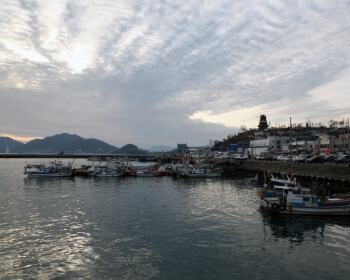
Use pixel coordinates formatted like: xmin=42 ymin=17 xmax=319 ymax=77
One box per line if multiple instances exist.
xmin=0 ymin=153 xmax=155 ymax=159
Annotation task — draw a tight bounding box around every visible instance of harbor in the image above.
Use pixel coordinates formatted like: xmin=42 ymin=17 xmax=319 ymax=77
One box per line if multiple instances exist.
xmin=3 ymin=152 xmax=349 ymax=190
xmin=1 ymin=157 xmax=349 ymax=279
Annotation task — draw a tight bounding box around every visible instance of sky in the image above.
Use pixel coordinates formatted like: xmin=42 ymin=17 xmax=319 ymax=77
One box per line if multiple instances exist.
xmin=1 ymin=0 xmax=350 ymax=149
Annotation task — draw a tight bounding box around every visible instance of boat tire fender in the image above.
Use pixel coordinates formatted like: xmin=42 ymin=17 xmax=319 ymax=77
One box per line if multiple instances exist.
xmin=279 ymin=204 xmax=286 ymax=211
xmin=272 ymin=203 xmax=279 ymax=210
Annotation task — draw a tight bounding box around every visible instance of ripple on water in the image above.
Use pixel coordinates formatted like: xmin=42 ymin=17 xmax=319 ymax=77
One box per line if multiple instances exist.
xmin=0 ymin=160 xmax=350 ymax=279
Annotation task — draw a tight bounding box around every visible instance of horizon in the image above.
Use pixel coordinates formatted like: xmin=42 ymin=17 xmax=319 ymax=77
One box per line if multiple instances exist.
xmin=2 ymin=119 xmax=349 ymax=150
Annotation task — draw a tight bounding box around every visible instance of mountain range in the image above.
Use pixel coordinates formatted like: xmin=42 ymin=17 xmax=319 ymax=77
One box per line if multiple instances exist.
xmin=148 ymin=145 xmax=175 ymax=152
xmin=0 ymin=137 xmax=24 ymax=153
xmin=0 ymin=133 xmax=150 ymax=154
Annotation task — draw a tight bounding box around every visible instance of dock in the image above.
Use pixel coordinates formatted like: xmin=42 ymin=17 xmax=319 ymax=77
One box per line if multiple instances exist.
xmin=219 ymin=159 xmax=350 ymax=191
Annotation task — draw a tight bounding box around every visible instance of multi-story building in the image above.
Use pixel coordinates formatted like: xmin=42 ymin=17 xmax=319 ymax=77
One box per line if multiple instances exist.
xmin=333 ymin=133 xmax=350 ymax=152
xmin=250 ymin=136 xmax=291 ymax=156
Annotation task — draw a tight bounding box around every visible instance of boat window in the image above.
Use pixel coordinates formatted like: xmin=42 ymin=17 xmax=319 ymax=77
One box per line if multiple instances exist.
xmin=293 ymin=190 xmax=300 ymax=194
xmin=303 ymin=197 xmax=310 ymax=202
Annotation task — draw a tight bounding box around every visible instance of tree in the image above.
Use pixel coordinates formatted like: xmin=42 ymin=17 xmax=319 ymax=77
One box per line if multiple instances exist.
xmin=239 ymin=125 xmax=247 ymax=132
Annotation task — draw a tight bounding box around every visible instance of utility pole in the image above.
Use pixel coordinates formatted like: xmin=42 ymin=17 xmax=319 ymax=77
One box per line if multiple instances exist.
xmin=290 ymin=117 xmax=292 ymax=162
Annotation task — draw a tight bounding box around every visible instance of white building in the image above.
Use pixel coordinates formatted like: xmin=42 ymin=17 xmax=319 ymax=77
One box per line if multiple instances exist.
xmin=250 ymin=136 xmax=291 ymax=156
xmin=287 ymin=140 xmax=319 ymax=152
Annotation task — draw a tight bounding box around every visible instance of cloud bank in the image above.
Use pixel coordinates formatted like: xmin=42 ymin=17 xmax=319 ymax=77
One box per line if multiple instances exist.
xmin=1 ymin=0 xmax=350 ymax=147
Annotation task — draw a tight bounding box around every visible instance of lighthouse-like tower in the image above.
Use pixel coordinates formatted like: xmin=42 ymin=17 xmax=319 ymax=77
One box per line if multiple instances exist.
xmin=258 ymin=114 xmax=268 ymax=130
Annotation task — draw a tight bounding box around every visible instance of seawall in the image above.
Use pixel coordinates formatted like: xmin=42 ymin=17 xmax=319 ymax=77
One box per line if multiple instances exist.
xmin=218 ymin=159 xmax=350 ymax=192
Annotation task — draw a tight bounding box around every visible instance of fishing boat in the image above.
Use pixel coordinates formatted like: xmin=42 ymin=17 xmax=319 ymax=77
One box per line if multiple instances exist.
xmin=259 ymin=174 xmax=299 ymax=199
xmin=134 ymin=170 xmax=162 ymax=177
xmin=106 ymin=158 xmax=158 ymax=171
xmin=183 ymin=167 xmax=223 ymax=178
xmin=270 ymin=174 xmax=297 ymax=186
xmin=263 ymin=186 xmax=350 ymax=216
xmin=24 ymin=161 xmax=74 ymax=178
xmin=93 ymin=171 xmax=124 ymax=177
xmin=87 ymin=163 xmax=125 ymax=177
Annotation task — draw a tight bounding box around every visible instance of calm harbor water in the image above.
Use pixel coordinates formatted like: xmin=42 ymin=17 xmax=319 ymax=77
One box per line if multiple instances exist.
xmin=0 ymin=158 xmax=349 ymax=280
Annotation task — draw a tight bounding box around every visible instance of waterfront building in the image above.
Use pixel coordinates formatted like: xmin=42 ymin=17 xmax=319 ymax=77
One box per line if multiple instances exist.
xmin=177 ymin=143 xmax=187 ymax=156
xmin=250 ymin=136 xmax=291 ymax=156
xmin=287 ymin=140 xmax=319 ymax=153
xmin=333 ymin=132 xmax=350 ymax=152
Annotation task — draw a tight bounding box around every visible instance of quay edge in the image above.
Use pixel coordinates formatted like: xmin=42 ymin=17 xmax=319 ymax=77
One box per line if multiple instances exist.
xmin=217 ymin=159 xmax=350 ymax=192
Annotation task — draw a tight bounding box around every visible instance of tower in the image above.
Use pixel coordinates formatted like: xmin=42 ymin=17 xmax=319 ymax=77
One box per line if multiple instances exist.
xmin=258 ymin=115 xmax=268 ymax=130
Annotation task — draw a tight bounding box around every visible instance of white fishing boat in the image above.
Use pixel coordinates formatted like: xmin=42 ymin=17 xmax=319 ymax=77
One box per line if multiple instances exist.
xmin=264 ymin=186 xmax=350 ymax=216
xmin=87 ymin=164 xmax=107 ymax=176
xmin=24 ymin=161 xmax=74 ymax=178
xmin=183 ymin=167 xmax=223 ymax=178
xmin=94 ymin=171 xmax=124 ymax=177
xmin=134 ymin=170 xmax=162 ymax=177
xmin=107 ymin=158 xmax=158 ymax=171
xmin=259 ymin=174 xmax=299 ymax=199
xmin=270 ymin=174 xmax=297 ymax=186
xmin=171 ymin=163 xmax=196 ymax=177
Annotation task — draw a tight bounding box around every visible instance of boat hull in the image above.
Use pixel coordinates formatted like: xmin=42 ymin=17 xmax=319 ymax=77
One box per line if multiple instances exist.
xmin=94 ymin=174 xmax=123 ymax=177
xmin=185 ymin=173 xmax=222 ymax=178
xmin=281 ymin=204 xmax=350 ymax=216
xmin=93 ymin=172 xmax=123 ymax=177
xmin=24 ymin=172 xmax=74 ymax=178
xmin=266 ymin=200 xmax=350 ymax=216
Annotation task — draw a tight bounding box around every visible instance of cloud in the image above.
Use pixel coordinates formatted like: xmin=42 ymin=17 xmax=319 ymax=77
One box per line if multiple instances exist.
xmin=0 ymin=0 xmax=350 ymax=147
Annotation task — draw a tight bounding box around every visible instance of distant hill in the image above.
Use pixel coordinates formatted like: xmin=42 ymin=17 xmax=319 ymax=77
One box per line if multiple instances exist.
xmin=148 ymin=145 xmax=175 ymax=152
xmin=11 ymin=133 xmax=119 ymax=154
xmin=112 ymin=144 xmax=149 ymax=155
xmin=0 ymin=137 xmax=24 ymax=153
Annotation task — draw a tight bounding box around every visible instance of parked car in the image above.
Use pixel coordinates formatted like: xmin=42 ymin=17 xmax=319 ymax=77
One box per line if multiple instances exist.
xmin=276 ymin=155 xmax=288 ymax=161
xmin=335 ymin=155 xmax=350 ymax=164
xmin=291 ymin=155 xmax=299 ymax=162
xmin=323 ymin=154 xmax=336 ymax=162
xmin=296 ymin=154 xmax=313 ymax=163
xmin=255 ymin=154 xmax=266 ymax=160
xmin=235 ymin=154 xmax=249 ymax=160
xmin=305 ymin=155 xmax=324 ymax=164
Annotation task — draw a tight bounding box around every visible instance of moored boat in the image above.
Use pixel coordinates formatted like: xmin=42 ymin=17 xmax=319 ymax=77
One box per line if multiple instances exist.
xmin=270 ymin=174 xmax=297 ymax=186
xmin=183 ymin=167 xmax=223 ymax=178
xmin=264 ymin=186 xmax=350 ymax=216
xmin=107 ymin=158 xmax=158 ymax=171
xmin=134 ymin=170 xmax=162 ymax=177
xmin=93 ymin=171 xmax=124 ymax=177
xmin=259 ymin=174 xmax=299 ymax=199
xmin=24 ymin=161 xmax=74 ymax=178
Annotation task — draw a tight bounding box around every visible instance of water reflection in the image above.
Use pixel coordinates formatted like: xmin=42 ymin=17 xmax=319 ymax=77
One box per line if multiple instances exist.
xmin=23 ymin=176 xmax=76 ymax=188
xmin=0 ymin=177 xmax=100 ymax=279
xmin=259 ymin=205 xmax=350 ymax=244
xmin=6 ymin=210 xmax=99 ymax=279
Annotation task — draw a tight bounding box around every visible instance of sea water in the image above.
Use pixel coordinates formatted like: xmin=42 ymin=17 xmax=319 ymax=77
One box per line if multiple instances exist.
xmin=0 ymin=158 xmax=349 ymax=279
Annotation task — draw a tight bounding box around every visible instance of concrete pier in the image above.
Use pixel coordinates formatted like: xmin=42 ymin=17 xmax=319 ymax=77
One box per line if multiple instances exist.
xmin=218 ymin=159 xmax=350 ymax=191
